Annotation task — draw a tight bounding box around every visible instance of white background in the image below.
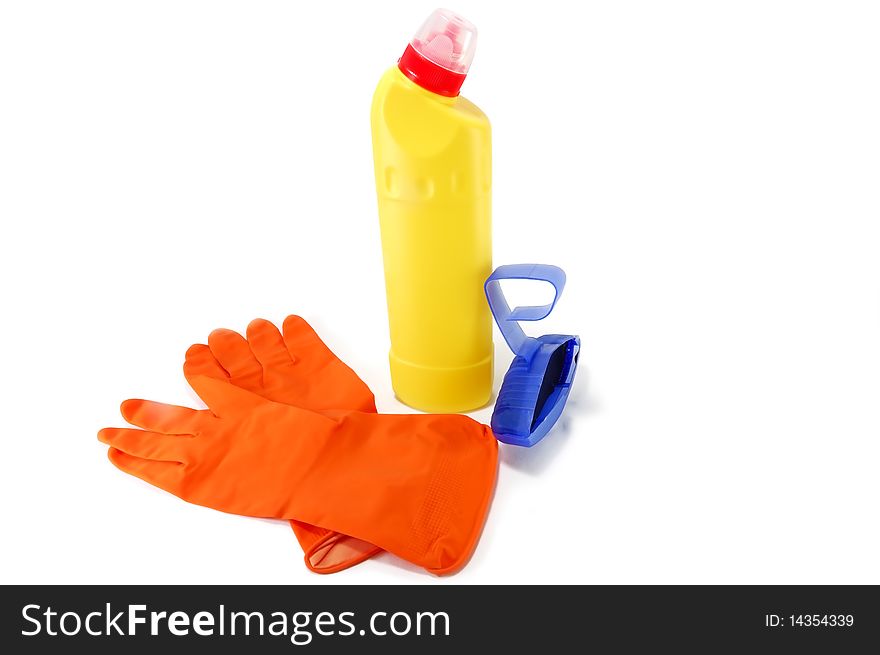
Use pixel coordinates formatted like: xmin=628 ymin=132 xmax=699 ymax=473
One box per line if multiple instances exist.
xmin=1 ymin=1 xmax=878 ymax=584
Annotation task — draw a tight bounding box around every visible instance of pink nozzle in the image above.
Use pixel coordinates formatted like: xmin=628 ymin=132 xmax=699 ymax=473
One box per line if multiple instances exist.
xmin=410 ymin=8 xmax=477 ymax=75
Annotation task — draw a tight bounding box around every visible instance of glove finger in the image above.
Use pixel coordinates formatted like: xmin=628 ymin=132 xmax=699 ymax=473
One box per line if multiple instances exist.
xmin=282 ymin=315 xmax=331 ymax=361
xmin=107 ymin=447 xmax=185 ymax=492
xmin=187 ymin=373 xmax=267 ymax=417
xmin=207 ymin=328 xmax=261 ymax=380
xmin=184 ymin=343 xmax=229 ymax=383
xmin=121 ymin=398 xmax=206 ymax=434
xmin=246 ymin=318 xmax=293 ymax=369
xmin=99 ymin=428 xmax=191 ymax=463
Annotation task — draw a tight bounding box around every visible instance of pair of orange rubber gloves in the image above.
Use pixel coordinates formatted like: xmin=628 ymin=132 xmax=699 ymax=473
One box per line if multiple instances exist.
xmin=99 ymin=316 xmax=498 ymax=574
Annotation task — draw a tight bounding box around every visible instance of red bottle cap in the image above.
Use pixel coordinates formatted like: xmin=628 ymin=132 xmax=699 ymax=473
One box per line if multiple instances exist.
xmin=397 ymin=9 xmax=478 ymax=98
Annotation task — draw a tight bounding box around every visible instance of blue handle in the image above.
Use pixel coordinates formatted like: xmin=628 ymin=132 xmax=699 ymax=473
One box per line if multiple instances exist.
xmin=484 ymin=264 xmax=567 ymax=354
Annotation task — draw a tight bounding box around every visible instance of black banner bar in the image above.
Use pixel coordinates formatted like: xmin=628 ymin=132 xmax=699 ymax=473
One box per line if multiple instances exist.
xmin=1 ymin=585 xmax=877 ymax=652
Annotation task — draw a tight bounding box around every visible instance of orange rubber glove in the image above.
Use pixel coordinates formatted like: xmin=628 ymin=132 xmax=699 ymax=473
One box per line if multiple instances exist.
xmin=99 ymin=375 xmax=498 ymax=574
xmin=184 ymin=316 xmax=381 ymax=573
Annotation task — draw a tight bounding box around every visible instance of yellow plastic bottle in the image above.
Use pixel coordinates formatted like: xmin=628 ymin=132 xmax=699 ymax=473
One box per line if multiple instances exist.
xmin=371 ymin=9 xmax=492 ymax=413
